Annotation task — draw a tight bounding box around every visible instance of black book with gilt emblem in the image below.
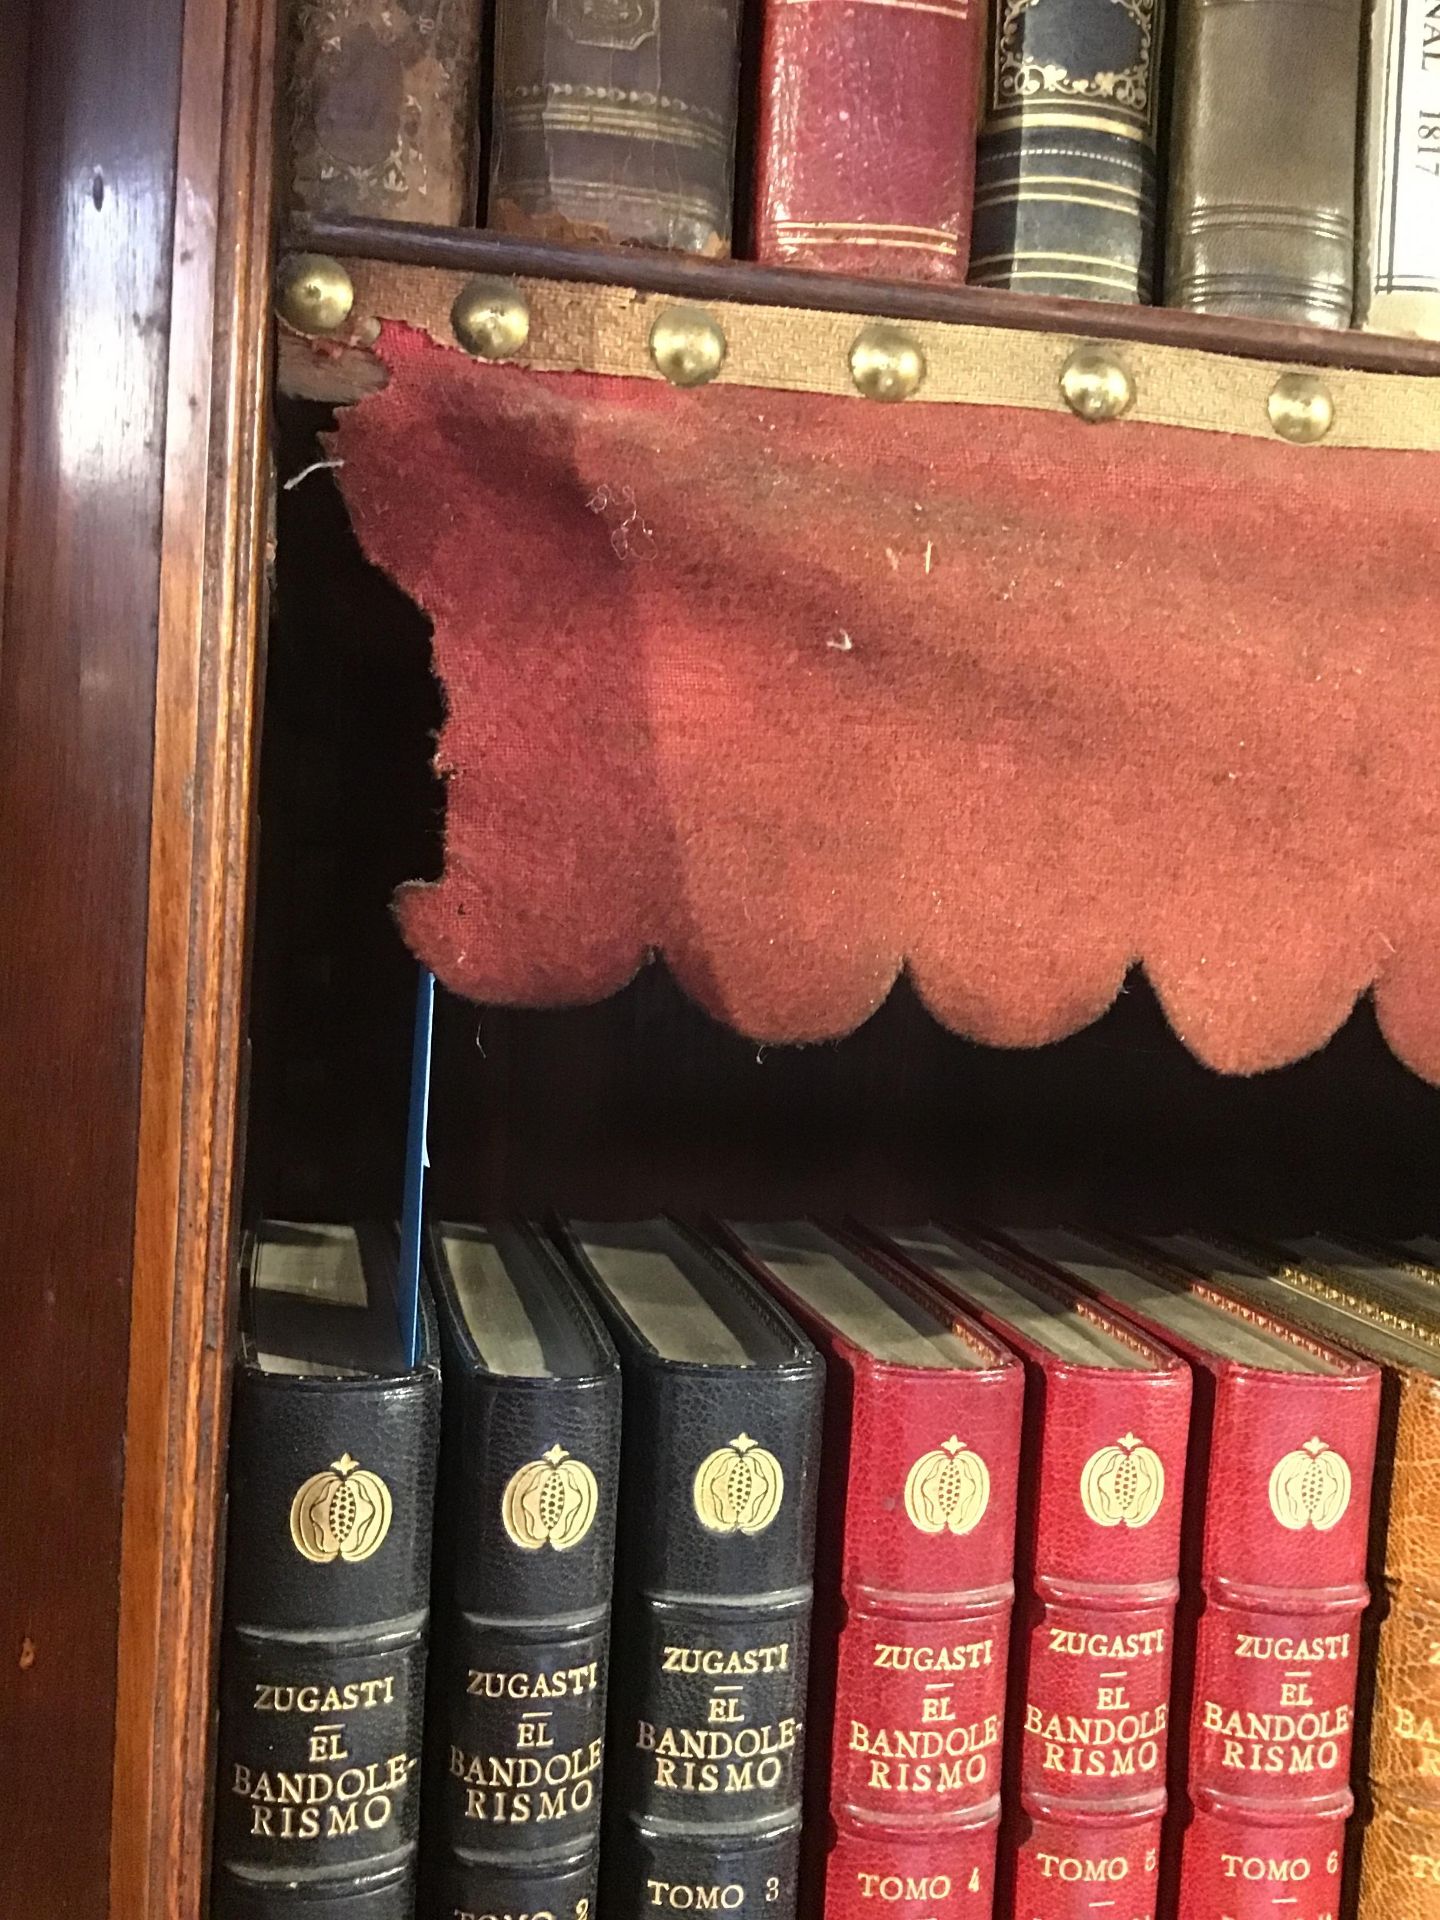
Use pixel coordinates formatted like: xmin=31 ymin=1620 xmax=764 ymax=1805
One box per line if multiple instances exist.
xmin=211 ymin=1221 xmax=441 ymax=1919
xmin=424 ymin=1222 xmax=622 ymax=1920
xmin=556 ymin=1221 xmax=824 ymax=1920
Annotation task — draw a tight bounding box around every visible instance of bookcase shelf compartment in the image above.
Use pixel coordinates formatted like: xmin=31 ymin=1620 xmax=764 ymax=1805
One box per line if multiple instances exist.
xmin=284 ymin=262 xmax=1440 ymax=1091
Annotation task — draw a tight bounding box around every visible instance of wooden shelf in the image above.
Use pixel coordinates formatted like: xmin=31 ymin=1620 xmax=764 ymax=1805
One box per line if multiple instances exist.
xmin=286 ymin=212 xmax=1440 ymax=379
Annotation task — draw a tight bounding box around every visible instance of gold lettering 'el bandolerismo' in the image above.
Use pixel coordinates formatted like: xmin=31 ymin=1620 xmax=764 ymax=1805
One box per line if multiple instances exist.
xmin=693 ymin=1434 xmax=784 ymax=1535
xmin=904 ymin=1438 xmax=991 ymax=1536
xmin=1267 ymin=1437 xmax=1352 ymax=1533
xmin=289 ymin=1453 xmax=393 ymax=1564
xmin=1079 ymin=1433 xmax=1165 ymax=1529
xmin=502 ymin=1444 xmax=600 ymax=1552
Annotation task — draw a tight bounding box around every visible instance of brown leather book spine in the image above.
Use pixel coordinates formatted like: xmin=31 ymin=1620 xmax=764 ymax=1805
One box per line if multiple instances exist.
xmin=1164 ymin=0 xmax=1364 ymax=326
xmin=489 ymin=0 xmax=745 ymax=254
xmin=283 ymin=0 xmax=483 ymax=225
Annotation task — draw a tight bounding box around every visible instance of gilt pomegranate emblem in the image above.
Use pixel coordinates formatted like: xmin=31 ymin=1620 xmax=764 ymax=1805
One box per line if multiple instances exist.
xmin=692 ymin=1433 xmax=786 ymax=1535
xmin=1079 ymin=1432 xmax=1166 ymax=1529
xmin=903 ymin=1437 xmax=992 ymax=1536
xmin=1268 ymin=1436 xmax=1352 ymax=1532
xmin=501 ymin=1444 xmax=600 ymax=1552
xmin=289 ymin=1453 xmax=393 ymax=1564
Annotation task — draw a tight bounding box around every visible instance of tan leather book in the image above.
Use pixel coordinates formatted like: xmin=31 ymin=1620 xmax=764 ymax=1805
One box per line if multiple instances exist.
xmin=1356 ymin=0 xmax=1440 ymax=338
xmin=1164 ymin=0 xmax=1364 ymax=326
xmin=1143 ymin=1232 xmax=1440 ymax=1920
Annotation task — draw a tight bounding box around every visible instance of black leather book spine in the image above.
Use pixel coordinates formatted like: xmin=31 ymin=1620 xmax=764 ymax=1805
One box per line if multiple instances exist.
xmin=210 ymin=1320 xmax=441 ymax=1918
xmin=592 ymin=1300 xmax=823 ymax=1920
xmin=428 ymin=1302 xmax=621 ymax=1920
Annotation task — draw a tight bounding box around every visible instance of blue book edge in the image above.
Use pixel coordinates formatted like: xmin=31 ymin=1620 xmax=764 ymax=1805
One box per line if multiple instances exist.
xmin=397 ymin=966 xmax=435 ymax=1367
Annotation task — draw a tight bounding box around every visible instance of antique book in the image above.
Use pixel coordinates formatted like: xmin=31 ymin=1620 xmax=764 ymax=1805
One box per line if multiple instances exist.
xmin=878 ymin=1227 xmax=1190 ymax=1920
xmin=424 ymin=1223 xmax=621 ymax=1920
xmin=283 ymin=0 xmax=482 ymax=225
xmin=211 ymin=1222 xmax=441 ymax=1919
xmin=1001 ymin=1228 xmax=1380 ymax=1920
xmin=488 ymin=0 xmax=745 ymax=253
xmin=1164 ymin=0 xmax=1364 ymax=324
xmin=968 ymin=0 xmax=1163 ymax=302
xmin=1143 ymin=1232 xmax=1440 ymax=1920
xmin=556 ymin=1221 xmax=823 ymax=1920
xmin=721 ymin=1222 xmax=1024 ymax=1920
xmin=1357 ymin=0 xmax=1440 ymax=337
xmin=752 ymin=0 xmax=984 ymax=278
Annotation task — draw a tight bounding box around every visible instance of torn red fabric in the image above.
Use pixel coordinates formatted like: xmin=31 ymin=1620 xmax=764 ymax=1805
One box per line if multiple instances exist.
xmin=333 ymin=321 xmax=1440 ymax=1081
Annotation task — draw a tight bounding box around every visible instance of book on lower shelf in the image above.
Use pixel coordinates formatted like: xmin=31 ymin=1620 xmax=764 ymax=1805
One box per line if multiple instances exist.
xmin=722 ymin=1220 xmax=1025 ymax=1920
xmin=556 ymin=1220 xmax=825 ymax=1920
xmin=1150 ymin=1232 xmax=1440 ymax=1920
xmin=999 ymin=1228 xmax=1381 ymax=1920
xmin=211 ymin=1221 xmax=441 ymax=1920
xmin=424 ymin=1221 xmax=622 ymax=1920
xmin=875 ymin=1227 xmax=1191 ymax=1920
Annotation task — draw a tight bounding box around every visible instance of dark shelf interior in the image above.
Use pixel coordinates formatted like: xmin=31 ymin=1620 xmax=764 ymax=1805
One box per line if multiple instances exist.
xmin=244 ymin=398 xmax=1440 ymax=1243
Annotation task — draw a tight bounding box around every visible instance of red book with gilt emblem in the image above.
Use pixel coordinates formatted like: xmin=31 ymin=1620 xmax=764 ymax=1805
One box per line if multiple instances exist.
xmin=998 ymin=1228 xmax=1380 ymax=1920
xmin=872 ymin=1228 xmax=1192 ymax=1920
xmin=721 ymin=1223 xmax=1024 ymax=1920
xmin=750 ymin=0 xmax=984 ymax=278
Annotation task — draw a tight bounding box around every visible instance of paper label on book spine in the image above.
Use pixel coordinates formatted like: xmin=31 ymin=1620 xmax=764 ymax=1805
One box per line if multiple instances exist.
xmin=1366 ymin=0 xmax=1440 ymax=301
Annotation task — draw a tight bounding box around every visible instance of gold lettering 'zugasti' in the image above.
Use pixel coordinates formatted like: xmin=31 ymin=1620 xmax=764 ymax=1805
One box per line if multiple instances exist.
xmin=289 ymin=1453 xmax=393 ymax=1564
xmin=1079 ymin=1433 xmax=1165 ymax=1529
xmin=903 ymin=1437 xmax=991 ymax=1536
xmin=660 ymin=1643 xmax=790 ymax=1675
xmin=692 ymin=1435 xmax=784 ymax=1536
xmin=1267 ymin=1437 xmax=1352 ymax=1532
xmin=501 ymin=1444 xmax=600 ymax=1552
xmin=872 ymin=1639 xmax=995 ymax=1673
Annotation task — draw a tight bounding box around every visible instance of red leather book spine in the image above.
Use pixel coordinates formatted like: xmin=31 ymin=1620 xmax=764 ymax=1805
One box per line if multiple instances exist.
xmin=1174 ymin=1367 xmax=1379 ymax=1920
xmin=824 ymin=1363 xmax=1022 ymax=1920
xmin=1005 ymin=1366 xmax=1190 ymax=1920
xmin=728 ymin=1233 xmax=1024 ymax=1920
xmin=751 ymin=0 xmax=983 ymax=280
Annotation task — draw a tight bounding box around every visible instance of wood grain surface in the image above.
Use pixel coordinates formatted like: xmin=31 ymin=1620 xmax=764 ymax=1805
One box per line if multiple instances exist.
xmin=0 ymin=0 xmax=274 ymax=1914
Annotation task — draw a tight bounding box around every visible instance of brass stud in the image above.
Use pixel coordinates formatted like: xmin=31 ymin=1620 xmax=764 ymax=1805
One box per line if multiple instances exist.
xmin=275 ymin=253 xmax=354 ymax=336
xmin=1267 ymin=371 xmax=1334 ymax=445
xmin=451 ymin=277 xmax=531 ymax=360
xmin=649 ymin=306 xmax=727 ymax=387
xmin=849 ymin=323 xmax=926 ymax=402
xmin=1059 ymin=346 xmax=1134 ymax=423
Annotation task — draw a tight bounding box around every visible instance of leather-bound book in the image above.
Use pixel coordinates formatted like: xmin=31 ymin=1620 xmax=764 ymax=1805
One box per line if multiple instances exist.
xmin=424 ymin=1223 xmax=621 ymax=1920
xmin=752 ymin=0 xmax=984 ymax=279
xmin=876 ymin=1227 xmax=1191 ymax=1920
xmin=556 ymin=1221 xmax=823 ymax=1920
xmin=488 ymin=0 xmax=744 ymax=253
xmin=1356 ymin=0 xmax=1440 ymax=336
xmin=283 ymin=0 xmax=482 ymax=224
xmin=1001 ymin=1228 xmax=1380 ymax=1920
xmin=968 ymin=0 xmax=1163 ymax=301
xmin=211 ymin=1222 xmax=441 ymax=1920
xmin=721 ymin=1222 xmax=1024 ymax=1920
xmin=1164 ymin=0 xmax=1364 ymax=324
xmin=1142 ymin=1233 xmax=1440 ymax=1920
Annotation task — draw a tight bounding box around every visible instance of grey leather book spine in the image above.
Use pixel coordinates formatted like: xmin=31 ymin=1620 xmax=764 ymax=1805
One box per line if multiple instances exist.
xmin=1164 ymin=0 xmax=1364 ymax=325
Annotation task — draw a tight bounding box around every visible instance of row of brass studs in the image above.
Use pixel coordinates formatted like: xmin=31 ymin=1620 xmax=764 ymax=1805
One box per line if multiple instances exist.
xmin=276 ymin=255 xmax=1337 ymax=444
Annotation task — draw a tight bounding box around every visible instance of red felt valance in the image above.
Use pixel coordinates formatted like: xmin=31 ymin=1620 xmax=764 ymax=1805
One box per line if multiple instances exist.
xmin=332 ymin=319 xmax=1440 ymax=1083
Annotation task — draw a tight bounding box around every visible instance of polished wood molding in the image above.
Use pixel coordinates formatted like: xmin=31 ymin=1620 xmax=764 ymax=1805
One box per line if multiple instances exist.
xmin=0 ymin=0 xmax=183 ymax=1905
xmin=287 ymin=213 xmax=1440 ymax=379
xmin=113 ymin=0 xmax=275 ymax=1914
